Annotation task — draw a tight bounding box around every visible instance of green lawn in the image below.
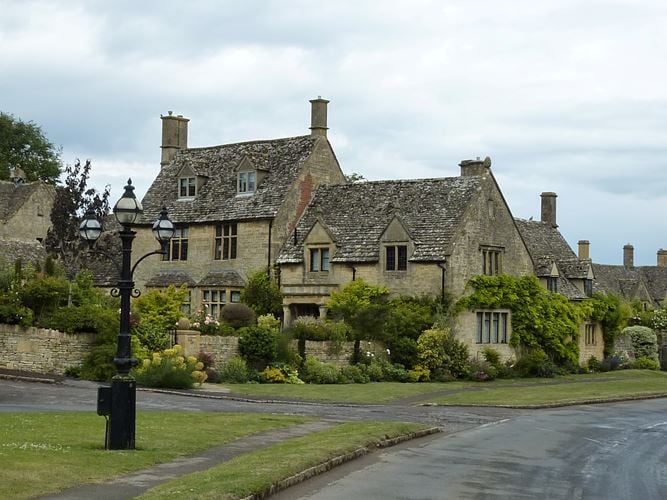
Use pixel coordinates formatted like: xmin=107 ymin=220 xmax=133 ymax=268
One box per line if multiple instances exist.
xmin=426 ymin=370 xmax=667 ymax=406
xmin=141 ymin=421 xmax=428 ymax=499
xmin=223 ymin=370 xmax=667 ymax=406
xmin=0 ymin=412 xmax=307 ymax=499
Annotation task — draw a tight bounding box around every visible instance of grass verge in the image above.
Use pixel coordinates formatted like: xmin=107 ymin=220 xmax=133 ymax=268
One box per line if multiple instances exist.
xmin=141 ymin=421 xmax=429 ymax=499
xmin=0 ymin=412 xmax=307 ymax=499
xmin=426 ymin=370 xmax=667 ymax=406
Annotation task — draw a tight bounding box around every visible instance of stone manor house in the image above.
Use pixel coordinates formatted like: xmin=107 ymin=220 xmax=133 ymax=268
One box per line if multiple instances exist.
xmin=4 ymin=98 xmax=667 ymax=362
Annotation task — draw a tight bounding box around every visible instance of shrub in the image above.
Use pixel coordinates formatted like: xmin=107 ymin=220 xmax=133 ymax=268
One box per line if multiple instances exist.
xmin=0 ymin=300 xmax=33 ymax=327
xmin=600 ymin=355 xmax=623 ymax=372
xmin=386 ymin=336 xmax=419 ymax=369
xmin=241 ymin=269 xmax=283 ymax=317
xmin=417 ymin=327 xmax=470 ymax=379
xmin=238 ymin=325 xmax=279 ymax=370
xmin=407 ymin=365 xmax=430 ymax=382
xmin=198 ymin=351 xmax=221 ymax=383
xmin=132 ymin=285 xmax=187 ymax=332
xmin=587 ymin=356 xmax=602 ymax=373
xmin=467 ymin=359 xmax=498 ymax=381
xmin=132 ymin=322 xmax=171 ymax=352
xmin=365 ymin=360 xmax=385 ymax=382
xmin=260 ymin=366 xmax=287 ymax=383
xmin=481 ymin=347 xmax=502 ymax=367
xmin=190 ymin=310 xmax=220 ymax=335
xmin=384 ymin=295 xmax=436 ymax=341
xmin=220 ymin=303 xmax=255 ymax=329
xmin=384 ymin=363 xmax=410 ymax=382
xmin=631 ymin=356 xmax=661 ymax=371
xmin=624 ymin=326 xmax=658 ymax=361
xmin=42 ymin=304 xmax=119 ymax=335
xmin=134 ymin=345 xmax=207 ymax=389
xmin=300 ymin=356 xmax=340 ymax=384
xmin=221 ymin=356 xmax=249 ymax=383
xmin=514 ymin=349 xmax=557 ymax=378
xmin=339 ymin=364 xmax=370 ymax=384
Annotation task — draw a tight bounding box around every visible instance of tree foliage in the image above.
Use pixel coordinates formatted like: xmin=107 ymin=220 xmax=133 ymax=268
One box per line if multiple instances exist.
xmin=240 ymin=269 xmax=283 ymax=317
xmin=133 ymin=284 xmax=188 ymax=332
xmin=44 ymin=159 xmax=110 ymax=280
xmin=589 ymin=292 xmax=632 ymax=357
xmin=457 ymin=275 xmax=588 ymax=366
xmin=0 ymin=112 xmax=62 ymax=183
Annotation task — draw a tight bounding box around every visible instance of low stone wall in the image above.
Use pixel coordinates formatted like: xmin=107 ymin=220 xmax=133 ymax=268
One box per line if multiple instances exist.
xmin=0 ymin=324 xmax=96 ymax=375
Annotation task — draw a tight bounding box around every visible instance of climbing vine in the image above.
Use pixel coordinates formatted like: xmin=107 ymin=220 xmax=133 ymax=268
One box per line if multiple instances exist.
xmin=457 ymin=275 xmax=590 ymax=366
xmin=588 ymin=292 xmax=631 ymax=357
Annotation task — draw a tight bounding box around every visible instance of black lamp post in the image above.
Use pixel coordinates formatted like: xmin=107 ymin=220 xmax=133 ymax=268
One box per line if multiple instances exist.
xmin=80 ymin=179 xmax=174 ymax=450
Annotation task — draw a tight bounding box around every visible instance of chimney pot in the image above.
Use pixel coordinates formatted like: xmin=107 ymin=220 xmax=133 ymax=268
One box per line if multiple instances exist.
xmin=459 ymin=156 xmax=491 ymax=177
xmin=540 ymin=192 xmax=558 ymax=228
xmin=623 ymin=243 xmax=634 ymax=268
xmin=310 ymin=97 xmax=329 ymax=137
xmin=578 ymin=240 xmax=590 ymax=260
xmin=657 ymin=249 xmax=667 ymax=267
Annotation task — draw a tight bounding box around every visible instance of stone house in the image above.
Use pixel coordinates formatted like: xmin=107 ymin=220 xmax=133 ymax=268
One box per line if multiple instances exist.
xmin=514 ymin=193 xmax=603 ymax=362
xmin=132 ymin=99 xmax=346 ymax=315
xmin=276 ymin=157 xmax=536 ymax=360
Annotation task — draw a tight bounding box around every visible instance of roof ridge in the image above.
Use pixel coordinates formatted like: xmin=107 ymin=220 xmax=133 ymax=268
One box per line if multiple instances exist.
xmin=181 ymin=135 xmax=312 ymax=152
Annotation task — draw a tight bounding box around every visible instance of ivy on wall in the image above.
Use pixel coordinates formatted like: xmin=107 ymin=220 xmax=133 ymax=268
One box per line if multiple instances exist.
xmin=457 ymin=275 xmax=591 ymax=366
xmin=589 ymin=292 xmax=632 ymax=358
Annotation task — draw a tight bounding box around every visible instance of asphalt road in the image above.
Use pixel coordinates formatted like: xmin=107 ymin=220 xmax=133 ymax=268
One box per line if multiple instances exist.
xmin=274 ymin=399 xmax=667 ymax=500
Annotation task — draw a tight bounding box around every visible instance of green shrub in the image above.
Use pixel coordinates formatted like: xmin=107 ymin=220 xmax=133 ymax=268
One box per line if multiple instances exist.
xmin=384 ymin=295 xmax=436 ymax=341
xmin=417 ymin=327 xmax=470 ymax=379
xmin=624 ymin=326 xmax=658 ymax=361
xmin=407 ymin=365 xmax=430 ymax=382
xmin=260 ymin=366 xmax=287 ymax=383
xmin=481 ymin=347 xmax=502 ymax=367
xmin=220 ymin=303 xmax=255 ymax=329
xmin=80 ymin=342 xmax=117 ymax=381
xmin=238 ymin=325 xmax=279 ymax=370
xmin=587 ymin=356 xmax=602 ymax=372
xmin=631 ymin=356 xmax=661 ymax=371
xmin=42 ymin=304 xmax=119 ymax=335
xmin=514 ymin=349 xmax=557 ymax=378
xmin=384 ymin=363 xmax=410 ymax=382
xmin=133 ymin=322 xmax=171 ymax=352
xmin=134 ymin=345 xmax=207 ymax=389
xmin=221 ymin=356 xmax=249 ymax=383
xmin=300 ymin=356 xmax=340 ymax=384
xmin=600 ymin=355 xmax=623 ymax=372
xmin=241 ymin=269 xmax=283 ymax=317
xmin=387 ymin=336 xmax=419 ymax=369
xmin=339 ymin=364 xmax=370 ymax=384
xmin=467 ymin=359 xmax=497 ymax=381
xmin=19 ymin=275 xmax=69 ymax=321
xmin=0 ymin=300 xmax=33 ymax=327
xmin=365 ymin=360 xmax=385 ymax=382
xmin=133 ymin=285 xmax=188 ymax=332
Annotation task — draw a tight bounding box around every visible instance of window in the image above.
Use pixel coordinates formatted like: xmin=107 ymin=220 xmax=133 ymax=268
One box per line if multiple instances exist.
xmin=164 ymin=226 xmax=188 ymax=261
xmin=584 ymin=279 xmax=593 ymax=297
xmin=238 ymin=171 xmax=257 ymax=194
xmin=202 ymin=289 xmax=226 ymax=319
xmin=585 ymin=323 xmax=597 ymax=345
xmin=214 ymin=224 xmax=237 ymax=260
xmin=386 ymin=245 xmax=407 ymax=271
xmin=231 ymin=290 xmax=241 ymax=303
xmin=481 ymin=247 xmax=502 ymax=275
xmin=309 ymin=248 xmax=330 ymax=272
xmin=547 ymin=277 xmax=558 ymax=293
xmin=179 ymin=177 xmax=196 ymax=198
xmin=181 ymin=290 xmax=192 ymax=315
xmin=476 ymin=311 xmax=509 ymax=344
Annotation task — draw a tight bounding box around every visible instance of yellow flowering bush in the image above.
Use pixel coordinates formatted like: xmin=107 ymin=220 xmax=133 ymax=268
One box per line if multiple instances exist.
xmin=134 ymin=344 xmax=208 ymax=389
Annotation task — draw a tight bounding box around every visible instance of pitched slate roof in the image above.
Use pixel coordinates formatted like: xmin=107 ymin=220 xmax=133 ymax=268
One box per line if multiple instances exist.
xmin=0 ymin=181 xmax=44 ymax=221
xmin=277 ymin=177 xmax=483 ymax=264
xmin=514 ymin=218 xmax=589 ymax=300
xmin=140 ymin=136 xmax=319 ymax=224
xmin=198 ymin=270 xmax=246 ymax=288
xmin=0 ymin=238 xmax=46 ymax=265
xmin=145 ymin=271 xmax=197 ymax=288
xmin=593 ymin=263 xmax=667 ymax=305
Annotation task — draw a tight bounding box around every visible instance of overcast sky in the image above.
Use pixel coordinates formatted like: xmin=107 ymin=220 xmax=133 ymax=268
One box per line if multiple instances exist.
xmin=2 ymin=0 xmax=666 ymax=265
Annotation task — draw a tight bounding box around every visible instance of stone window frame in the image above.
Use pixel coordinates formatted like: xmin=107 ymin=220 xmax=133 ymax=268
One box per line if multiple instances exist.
xmin=547 ymin=276 xmax=558 ymax=293
xmin=181 ymin=290 xmax=192 ymax=316
xmin=179 ymin=176 xmax=197 ymax=198
xmin=584 ymin=279 xmax=593 ymax=297
xmin=237 ymin=171 xmax=257 ymax=195
xmin=480 ymin=245 xmax=504 ymax=276
xmin=308 ymin=247 xmax=330 ymax=272
xmin=214 ymin=223 xmax=238 ymax=260
xmin=385 ymin=244 xmax=408 ymax=272
xmin=163 ymin=226 xmax=189 ymax=261
xmin=202 ymin=288 xmax=227 ymax=320
xmin=584 ymin=323 xmax=597 ymax=345
xmin=475 ymin=310 xmax=510 ymax=344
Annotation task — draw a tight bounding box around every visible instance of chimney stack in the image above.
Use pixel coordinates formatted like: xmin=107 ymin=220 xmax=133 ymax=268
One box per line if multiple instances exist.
xmin=161 ymin=112 xmax=189 ymax=167
xmin=540 ymin=192 xmax=557 ymax=228
xmin=578 ymin=240 xmax=590 ymax=260
xmin=309 ymin=97 xmax=329 ymax=137
xmin=623 ymin=244 xmax=634 ymax=268
xmin=459 ymin=156 xmax=491 ymax=177
xmin=657 ymin=249 xmax=667 ymax=267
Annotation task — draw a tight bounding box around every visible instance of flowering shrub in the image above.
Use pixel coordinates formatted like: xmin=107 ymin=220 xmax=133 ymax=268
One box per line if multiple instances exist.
xmin=134 ymin=345 xmax=207 ymax=389
xmin=259 ymin=364 xmax=304 ymax=384
xmin=191 ymin=307 xmax=221 ymax=335
xmin=624 ymin=326 xmax=658 ymax=361
xmin=407 ymin=365 xmax=430 ymax=382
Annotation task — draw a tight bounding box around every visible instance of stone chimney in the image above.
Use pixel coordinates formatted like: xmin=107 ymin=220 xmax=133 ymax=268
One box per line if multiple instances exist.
xmin=657 ymin=249 xmax=667 ymax=267
xmin=540 ymin=192 xmax=557 ymax=228
xmin=309 ymin=97 xmax=329 ymax=137
xmin=459 ymin=156 xmax=491 ymax=177
xmin=161 ymin=112 xmax=189 ymax=167
xmin=578 ymin=240 xmax=590 ymax=260
xmin=623 ymin=244 xmax=634 ymax=268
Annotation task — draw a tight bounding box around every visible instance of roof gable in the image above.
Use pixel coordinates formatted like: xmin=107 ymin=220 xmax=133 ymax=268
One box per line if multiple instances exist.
xmin=380 ymin=215 xmax=412 ymax=243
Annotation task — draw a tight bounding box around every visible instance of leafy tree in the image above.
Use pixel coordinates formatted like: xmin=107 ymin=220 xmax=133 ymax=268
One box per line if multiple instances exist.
xmin=44 ymin=159 xmax=110 ymax=281
xmin=327 ymin=279 xmax=389 ymax=363
xmin=344 ymin=172 xmax=366 ymax=183
xmin=133 ymin=284 xmax=188 ymax=332
xmin=240 ymin=269 xmax=283 ymax=317
xmin=0 ymin=112 xmax=62 ymax=183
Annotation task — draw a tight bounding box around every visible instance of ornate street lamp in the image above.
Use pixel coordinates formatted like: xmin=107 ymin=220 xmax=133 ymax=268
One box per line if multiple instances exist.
xmin=80 ymin=179 xmax=174 ymax=450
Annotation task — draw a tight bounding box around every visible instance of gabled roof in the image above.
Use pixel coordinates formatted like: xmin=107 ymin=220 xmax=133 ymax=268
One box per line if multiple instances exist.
xmin=277 ymin=176 xmax=483 ymax=264
xmin=198 ymin=270 xmax=246 ymax=287
xmin=140 ymin=136 xmax=319 ymax=224
xmin=145 ymin=271 xmax=197 ymax=288
xmin=0 ymin=181 xmax=48 ymax=221
xmin=593 ymin=263 xmax=667 ymax=305
xmin=0 ymin=237 xmax=46 ymax=265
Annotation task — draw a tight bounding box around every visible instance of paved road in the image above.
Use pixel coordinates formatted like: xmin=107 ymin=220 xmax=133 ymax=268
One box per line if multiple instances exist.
xmin=274 ymin=398 xmax=667 ymax=500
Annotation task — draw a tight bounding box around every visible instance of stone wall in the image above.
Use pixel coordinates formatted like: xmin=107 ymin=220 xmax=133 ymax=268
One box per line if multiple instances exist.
xmin=0 ymin=324 xmax=96 ymax=374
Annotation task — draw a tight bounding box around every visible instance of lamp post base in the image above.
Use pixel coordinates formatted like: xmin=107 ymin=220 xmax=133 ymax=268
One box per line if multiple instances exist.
xmin=108 ymin=376 xmax=136 ymax=450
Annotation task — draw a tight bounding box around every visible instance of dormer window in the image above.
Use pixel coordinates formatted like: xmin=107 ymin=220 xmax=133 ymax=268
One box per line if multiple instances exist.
xmin=179 ymin=177 xmax=196 ymax=198
xmin=238 ymin=171 xmax=256 ymax=194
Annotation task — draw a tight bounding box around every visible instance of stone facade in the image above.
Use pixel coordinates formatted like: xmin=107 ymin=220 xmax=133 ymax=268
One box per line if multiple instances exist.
xmin=0 ymin=324 xmax=96 ymax=374
xmin=0 ymin=181 xmax=55 ymax=243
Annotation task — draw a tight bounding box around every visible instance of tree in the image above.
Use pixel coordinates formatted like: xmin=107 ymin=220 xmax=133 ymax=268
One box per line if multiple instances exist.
xmin=44 ymin=159 xmax=110 ymax=282
xmin=0 ymin=112 xmax=62 ymax=183
xmin=240 ymin=269 xmax=283 ymax=317
xmin=344 ymin=172 xmax=366 ymax=183
xmin=327 ymin=279 xmax=389 ymax=363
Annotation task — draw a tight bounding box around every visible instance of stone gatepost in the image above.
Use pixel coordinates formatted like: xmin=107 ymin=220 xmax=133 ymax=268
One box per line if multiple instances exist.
xmin=174 ymin=330 xmax=201 ymax=357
